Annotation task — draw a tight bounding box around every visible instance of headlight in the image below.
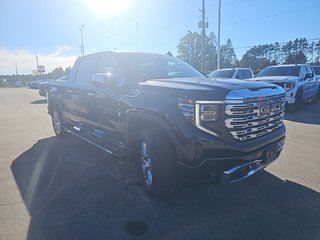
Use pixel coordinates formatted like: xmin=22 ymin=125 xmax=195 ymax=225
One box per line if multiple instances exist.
xmin=199 ymin=104 xmax=219 ymax=121
xmin=284 ymin=82 xmax=295 ymax=91
xmin=178 ymin=97 xmax=194 ymax=121
xmin=195 ymin=101 xmax=220 ymax=137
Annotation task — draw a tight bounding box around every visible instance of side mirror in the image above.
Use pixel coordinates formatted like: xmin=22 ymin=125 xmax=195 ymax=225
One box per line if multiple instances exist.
xmin=304 ymin=73 xmax=314 ymax=79
xmin=92 ymin=73 xmax=118 ymax=88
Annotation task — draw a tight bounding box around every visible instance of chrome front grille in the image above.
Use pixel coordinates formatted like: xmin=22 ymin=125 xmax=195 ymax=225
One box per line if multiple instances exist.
xmin=225 ymin=94 xmax=286 ymax=141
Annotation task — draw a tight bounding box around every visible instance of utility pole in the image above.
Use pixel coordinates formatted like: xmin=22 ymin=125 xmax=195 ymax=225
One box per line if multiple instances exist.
xmin=79 ymin=24 xmax=85 ymax=56
xmin=217 ymin=0 xmax=221 ymax=69
xmin=36 ymin=54 xmax=39 ymax=70
xmin=188 ymin=30 xmax=192 ymax=64
xmin=200 ymin=0 xmax=206 ymax=72
xmin=15 ymin=62 xmax=21 ymax=86
xmin=36 ymin=54 xmax=41 ymax=76
xmin=15 ymin=62 xmax=18 ymax=75
xmin=136 ymin=22 xmax=139 ymax=53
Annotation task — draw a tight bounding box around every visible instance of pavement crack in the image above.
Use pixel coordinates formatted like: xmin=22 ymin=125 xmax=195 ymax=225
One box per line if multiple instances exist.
xmin=0 ymin=201 xmax=23 ymax=207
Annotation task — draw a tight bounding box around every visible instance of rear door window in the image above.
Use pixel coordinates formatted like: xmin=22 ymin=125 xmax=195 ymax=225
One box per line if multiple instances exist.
xmin=74 ymin=56 xmax=98 ymax=84
xmin=242 ymin=70 xmax=253 ymax=78
xmin=235 ymin=70 xmax=244 ymax=79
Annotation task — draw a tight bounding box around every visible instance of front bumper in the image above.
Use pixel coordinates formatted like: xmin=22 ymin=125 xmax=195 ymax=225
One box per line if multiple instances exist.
xmin=177 ymin=126 xmax=286 ymax=183
xmin=220 ymin=141 xmax=284 ymax=184
xmin=285 ymin=88 xmax=297 ymax=104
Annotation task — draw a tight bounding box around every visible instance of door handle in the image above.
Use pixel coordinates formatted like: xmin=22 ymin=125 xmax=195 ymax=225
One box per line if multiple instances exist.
xmin=67 ymin=89 xmax=72 ymax=93
xmin=88 ymin=92 xmax=96 ymax=96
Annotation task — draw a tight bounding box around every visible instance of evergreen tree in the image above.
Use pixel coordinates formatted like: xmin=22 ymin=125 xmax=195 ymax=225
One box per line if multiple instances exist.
xmin=220 ymin=39 xmax=237 ymax=68
xmin=177 ymin=31 xmax=217 ymax=73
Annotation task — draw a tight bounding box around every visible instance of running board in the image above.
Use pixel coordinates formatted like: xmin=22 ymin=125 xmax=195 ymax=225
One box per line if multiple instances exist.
xmin=66 ymin=130 xmax=122 ymax=158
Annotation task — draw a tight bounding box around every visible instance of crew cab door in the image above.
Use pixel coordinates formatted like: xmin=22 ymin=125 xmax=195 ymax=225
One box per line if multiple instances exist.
xmin=305 ymin=65 xmax=317 ymax=98
xmin=66 ymin=55 xmax=98 ymax=133
xmin=84 ymin=55 xmax=126 ymax=155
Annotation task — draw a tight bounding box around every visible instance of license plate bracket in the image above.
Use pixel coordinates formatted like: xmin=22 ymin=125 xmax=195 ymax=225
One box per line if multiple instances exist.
xmin=263 ymin=145 xmax=279 ymax=164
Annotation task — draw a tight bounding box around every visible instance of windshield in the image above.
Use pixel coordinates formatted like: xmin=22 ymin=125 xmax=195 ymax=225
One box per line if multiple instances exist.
xmin=209 ymin=69 xmax=236 ymax=78
xmin=115 ymin=53 xmax=204 ymax=83
xmin=257 ymin=66 xmax=300 ymax=77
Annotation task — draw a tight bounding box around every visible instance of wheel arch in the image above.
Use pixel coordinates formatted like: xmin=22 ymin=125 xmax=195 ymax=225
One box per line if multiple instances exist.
xmin=47 ymin=93 xmax=69 ymax=126
xmin=124 ymin=110 xmax=182 ymax=162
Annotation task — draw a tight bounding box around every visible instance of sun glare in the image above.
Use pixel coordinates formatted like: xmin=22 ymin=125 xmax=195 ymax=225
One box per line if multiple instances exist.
xmin=83 ymin=0 xmax=134 ymax=19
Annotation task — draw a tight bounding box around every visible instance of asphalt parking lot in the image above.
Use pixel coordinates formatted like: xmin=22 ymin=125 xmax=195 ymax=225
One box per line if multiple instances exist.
xmin=0 ymin=88 xmax=319 ymax=240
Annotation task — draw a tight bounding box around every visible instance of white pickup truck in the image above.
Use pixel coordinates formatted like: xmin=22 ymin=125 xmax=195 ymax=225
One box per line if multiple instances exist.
xmin=250 ymin=64 xmax=319 ymax=111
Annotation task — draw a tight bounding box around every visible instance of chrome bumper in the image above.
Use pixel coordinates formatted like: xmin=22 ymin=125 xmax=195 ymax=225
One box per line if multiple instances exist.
xmin=220 ymin=143 xmax=284 ymax=184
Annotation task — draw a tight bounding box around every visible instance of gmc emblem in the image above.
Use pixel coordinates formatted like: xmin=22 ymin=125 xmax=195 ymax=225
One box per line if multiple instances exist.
xmin=259 ymin=102 xmax=281 ymax=116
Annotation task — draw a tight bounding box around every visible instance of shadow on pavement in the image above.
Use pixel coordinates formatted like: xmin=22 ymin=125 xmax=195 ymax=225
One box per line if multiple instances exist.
xmin=285 ymin=101 xmax=320 ymax=125
xmin=11 ymin=137 xmax=320 ymax=240
xmin=30 ymin=99 xmax=47 ymax=104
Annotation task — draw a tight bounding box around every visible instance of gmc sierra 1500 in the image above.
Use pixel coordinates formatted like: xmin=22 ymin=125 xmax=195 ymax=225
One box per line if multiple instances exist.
xmin=47 ymin=51 xmax=286 ymax=197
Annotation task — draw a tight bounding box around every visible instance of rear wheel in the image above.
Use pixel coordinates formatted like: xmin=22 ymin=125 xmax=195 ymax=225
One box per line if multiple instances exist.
xmin=140 ymin=128 xmax=178 ymax=198
xmin=52 ymin=107 xmax=68 ymax=138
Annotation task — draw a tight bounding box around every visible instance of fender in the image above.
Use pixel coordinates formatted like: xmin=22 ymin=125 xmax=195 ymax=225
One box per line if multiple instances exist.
xmin=47 ymin=86 xmax=69 ymax=125
xmin=124 ymin=109 xmax=183 ymax=162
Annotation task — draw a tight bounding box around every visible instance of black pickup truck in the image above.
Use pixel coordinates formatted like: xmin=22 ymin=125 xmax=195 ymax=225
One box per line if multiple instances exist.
xmin=47 ymin=51 xmax=286 ymax=197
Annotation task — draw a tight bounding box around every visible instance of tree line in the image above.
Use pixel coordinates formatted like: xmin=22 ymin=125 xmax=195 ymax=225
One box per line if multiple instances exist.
xmin=0 ymin=66 xmax=71 ymax=87
xmin=177 ymin=32 xmax=320 ymax=74
xmin=2 ymin=35 xmax=320 ymax=87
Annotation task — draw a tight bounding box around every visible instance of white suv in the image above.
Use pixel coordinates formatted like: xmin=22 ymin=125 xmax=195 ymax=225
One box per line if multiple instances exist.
xmin=251 ymin=64 xmax=319 ymax=111
xmin=209 ymin=68 xmax=254 ymax=79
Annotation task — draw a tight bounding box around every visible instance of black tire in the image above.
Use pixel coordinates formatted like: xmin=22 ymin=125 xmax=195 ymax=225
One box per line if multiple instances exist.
xmin=140 ymin=128 xmax=178 ymax=198
xmin=288 ymin=89 xmax=303 ymax=112
xmin=51 ymin=106 xmax=68 ymax=138
xmin=315 ymin=87 xmax=320 ymax=104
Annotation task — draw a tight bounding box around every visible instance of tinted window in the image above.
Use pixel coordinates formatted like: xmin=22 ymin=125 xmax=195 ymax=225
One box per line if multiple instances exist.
xmin=257 ymin=66 xmax=300 ymax=77
xmin=115 ymin=53 xmax=204 ymax=83
xmin=242 ymin=70 xmax=253 ymax=78
xmin=209 ymin=69 xmax=236 ymax=78
xmin=74 ymin=56 xmax=98 ymax=83
xmin=313 ymin=66 xmax=320 ymax=75
xmin=300 ymin=66 xmax=307 ymax=78
xmin=97 ymin=56 xmax=122 ymax=83
xmin=306 ymin=66 xmax=313 ymax=75
xmin=235 ymin=70 xmax=243 ymax=79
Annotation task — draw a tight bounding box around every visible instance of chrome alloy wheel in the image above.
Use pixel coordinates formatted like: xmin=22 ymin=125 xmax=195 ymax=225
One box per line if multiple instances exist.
xmin=53 ymin=111 xmax=61 ymax=134
xmin=141 ymin=141 xmax=153 ymax=186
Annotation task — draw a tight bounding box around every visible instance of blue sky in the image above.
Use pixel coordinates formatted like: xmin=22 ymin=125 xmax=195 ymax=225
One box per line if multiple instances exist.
xmin=0 ymin=0 xmax=320 ymax=74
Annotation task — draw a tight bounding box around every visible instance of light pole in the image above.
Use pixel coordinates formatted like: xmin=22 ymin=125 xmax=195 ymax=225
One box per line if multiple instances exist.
xmin=201 ymin=0 xmax=205 ymax=72
xmin=217 ymin=0 xmax=221 ymax=69
xmin=79 ymin=24 xmax=85 ymax=56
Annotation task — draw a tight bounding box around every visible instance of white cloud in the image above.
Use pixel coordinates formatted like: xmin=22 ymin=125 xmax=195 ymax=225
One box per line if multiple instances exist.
xmin=0 ymin=47 xmax=77 ymax=75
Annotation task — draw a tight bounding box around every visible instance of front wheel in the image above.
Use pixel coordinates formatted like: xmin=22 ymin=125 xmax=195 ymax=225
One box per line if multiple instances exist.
xmin=288 ymin=89 xmax=303 ymax=112
xmin=51 ymin=107 xmax=68 ymax=138
xmin=140 ymin=128 xmax=178 ymax=198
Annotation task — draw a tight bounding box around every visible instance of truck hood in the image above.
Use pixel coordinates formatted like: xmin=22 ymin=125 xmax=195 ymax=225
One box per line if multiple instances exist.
xmin=140 ymin=77 xmax=283 ymax=101
xmin=141 ymin=77 xmax=276 ymax=91
xmin=250 ymin=76 xmax=298 ymax=82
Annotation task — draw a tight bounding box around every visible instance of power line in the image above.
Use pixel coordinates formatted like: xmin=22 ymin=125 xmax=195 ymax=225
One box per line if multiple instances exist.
xmin=234 ymin=37 xmax=320 ymax=50
xmin=226 ymin=4 xmax=320 ymax=26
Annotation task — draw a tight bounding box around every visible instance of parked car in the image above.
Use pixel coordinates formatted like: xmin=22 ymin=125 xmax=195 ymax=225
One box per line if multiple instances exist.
xmin=47 ymin=51 xmax=286 ymax=197
xmin=209 ymin=68 xmax=254 ymax=79
xmin=39 ymin=75 xmax=68 ymax=97
xmin=28 ymin=79 xmax=45 ymax=89
xmin=250 ymin=64 xmax=319 ymax=111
